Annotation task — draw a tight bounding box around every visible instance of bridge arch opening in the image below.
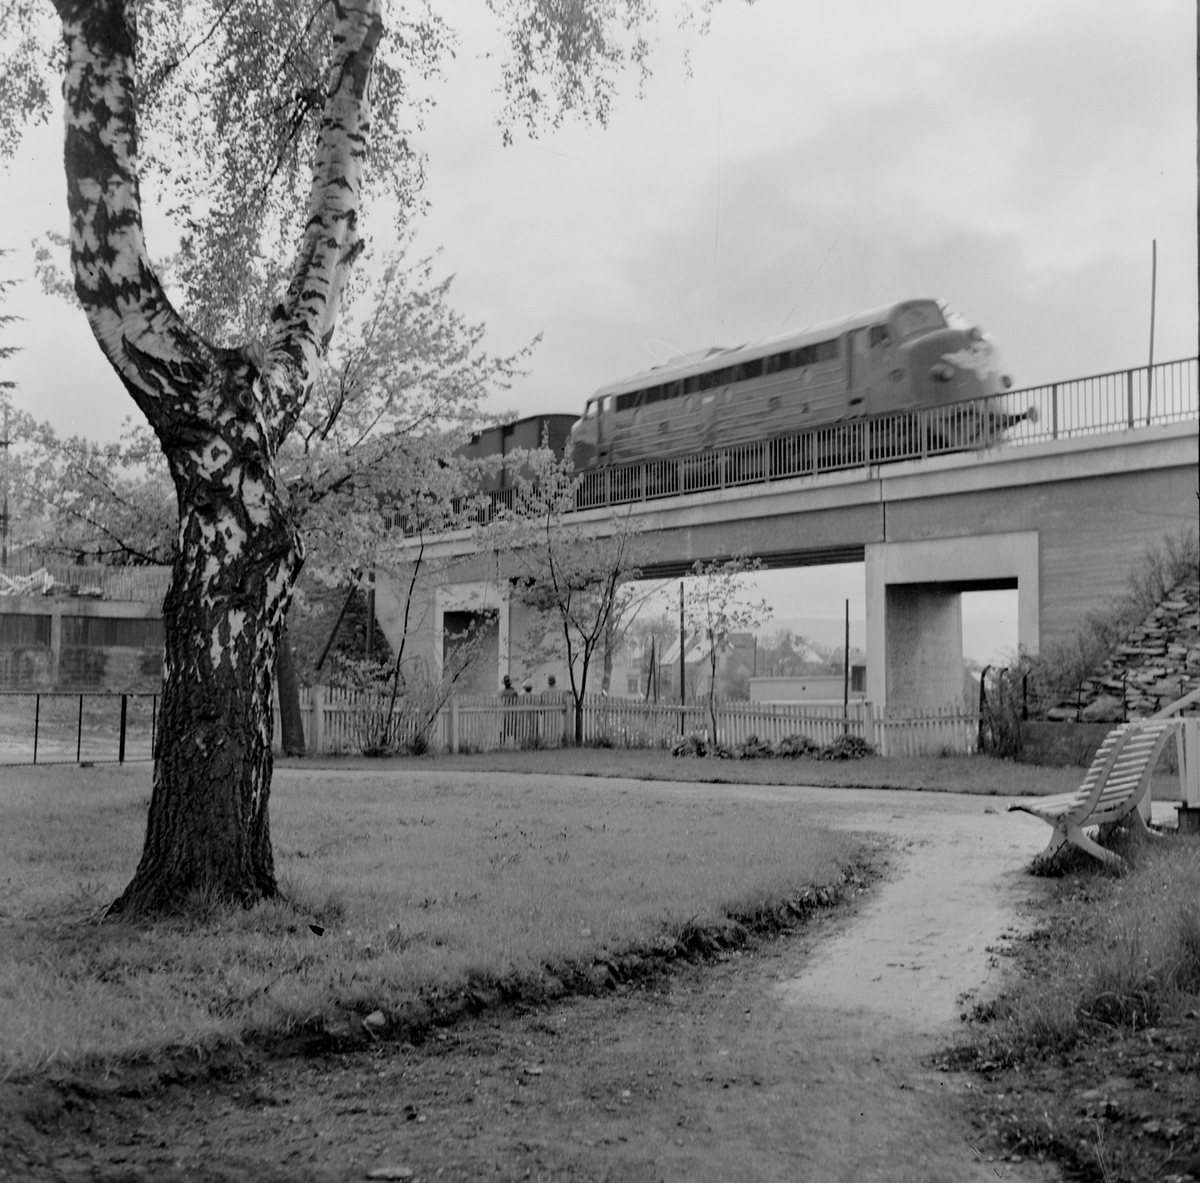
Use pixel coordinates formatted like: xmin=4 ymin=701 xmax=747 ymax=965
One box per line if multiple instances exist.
xmin=866 ymin=532 xmax=1038 ymax=716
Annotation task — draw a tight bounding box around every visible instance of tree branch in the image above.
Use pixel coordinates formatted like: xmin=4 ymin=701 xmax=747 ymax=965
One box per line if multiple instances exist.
xmin=264 ymin=0 xmax=384 ymax=445
xmin=55 ymin=0 xmax=210 ymax=429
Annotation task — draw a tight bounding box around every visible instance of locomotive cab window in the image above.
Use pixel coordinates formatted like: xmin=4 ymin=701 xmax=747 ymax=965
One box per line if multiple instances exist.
xmin=892 ymin=303 xmax=946 ymax=340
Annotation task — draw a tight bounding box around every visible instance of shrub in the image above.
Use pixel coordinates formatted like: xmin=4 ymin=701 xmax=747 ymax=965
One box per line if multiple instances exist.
xmin=671 ymin=734 xmax=708 ymax=757
xmin=816 ymin=734 xmax=874 ymax=761
xmin=739 ymin=734 xmax=776 ymax=759
xmin=776 ymin=733 xmax=822 ymax=758
xmin=979 ymin=665 xmax=1024 ymax=758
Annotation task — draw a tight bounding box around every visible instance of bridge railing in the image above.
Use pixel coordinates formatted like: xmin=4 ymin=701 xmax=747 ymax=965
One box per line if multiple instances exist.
xmin=567 ymin=355 xmax=1196 ymax=512
xmin=435 ymin=356 xmax=1196 ymax=527
xmin=1014 ymin=356 xmax=1197 ymax=442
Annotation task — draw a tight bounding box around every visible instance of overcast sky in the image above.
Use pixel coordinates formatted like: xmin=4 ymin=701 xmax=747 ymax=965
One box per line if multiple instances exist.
xmin=0 ymin=0 xmax=1193 ymax=660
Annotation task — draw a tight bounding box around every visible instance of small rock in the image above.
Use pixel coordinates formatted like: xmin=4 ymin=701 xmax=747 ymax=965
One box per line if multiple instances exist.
xmin=363 ymin=1011 xmax=387 ymax=1029
xmin=366 ymin=1169 xmax=414 ymax=1180
xmin=588 ymin=963 xmax=613 ymax=988
xmin=524 ymin=1065 xmax=543 ymax=1076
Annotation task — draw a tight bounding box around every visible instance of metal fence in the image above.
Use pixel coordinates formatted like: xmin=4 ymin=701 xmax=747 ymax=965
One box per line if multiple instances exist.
xmin=0 ymin=692 xmax=157 ymax=765
xmin=0 ymin=688 xmax=978 ymax=764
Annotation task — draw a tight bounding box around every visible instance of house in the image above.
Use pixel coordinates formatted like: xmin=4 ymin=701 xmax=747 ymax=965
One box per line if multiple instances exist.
xmin=0 ymin=564 xmax=169 ymax=692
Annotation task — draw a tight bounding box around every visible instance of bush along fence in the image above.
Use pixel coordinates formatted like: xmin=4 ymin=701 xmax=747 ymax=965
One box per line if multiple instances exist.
xmin=0 ymin=692 xmax=157 ymax=765
xmin=273 ymin=686 xmax=979 ymax=759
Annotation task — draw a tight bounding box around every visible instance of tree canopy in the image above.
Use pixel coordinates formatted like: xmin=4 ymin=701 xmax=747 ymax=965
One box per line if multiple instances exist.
xmin=0 ymin=0 xmax=744 ymax=915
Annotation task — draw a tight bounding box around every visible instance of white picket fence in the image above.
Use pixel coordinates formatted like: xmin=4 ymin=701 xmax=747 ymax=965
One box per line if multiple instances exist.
xmin=275 ymin=687 xmax=978 ymax=758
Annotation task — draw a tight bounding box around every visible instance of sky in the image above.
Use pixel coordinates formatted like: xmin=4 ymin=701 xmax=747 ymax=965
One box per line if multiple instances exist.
xmin=0 ymin=0 xmax=1194 ymax=662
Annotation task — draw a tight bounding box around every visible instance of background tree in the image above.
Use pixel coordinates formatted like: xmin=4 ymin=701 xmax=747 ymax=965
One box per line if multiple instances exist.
xmin=10 ymin=417 xmax=175 ymax=564
xmin=0 ymin=0 xmax=743 ymax=914
xmin=684 ymin=556 xmax=770 ymax=746
xmin=15 ymin=247 xmax=522 ymax=751
xmin=0 ymin=248 xmax=21 ymax=564
xmin=597 ymin=579 xmax=670 ymax=696
xmin=488 ymin=449 xmax=644 ymax=743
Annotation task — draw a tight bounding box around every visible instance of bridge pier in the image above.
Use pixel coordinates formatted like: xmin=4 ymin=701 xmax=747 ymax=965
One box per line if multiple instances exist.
xmin=865 ymin=531 xmax=1039 ymax=716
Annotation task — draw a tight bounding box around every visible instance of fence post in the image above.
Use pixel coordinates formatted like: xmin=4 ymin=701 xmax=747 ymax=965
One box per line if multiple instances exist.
xmin=311 ymin=684 xmax=326 ymax=756
xmin=33 ymin=694 xmax=40 ymax=764
xmin=119 ymin=694 xmax=127 ymax=764
xmin=76 ymin=694 xmax=83 ymax=763
xmin=450 ymin=695 xmax=460 ymax=754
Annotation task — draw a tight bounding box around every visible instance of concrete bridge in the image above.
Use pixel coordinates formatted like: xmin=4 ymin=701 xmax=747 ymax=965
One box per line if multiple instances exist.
xmin=380 ymin=362 xmax=1198 ymax=716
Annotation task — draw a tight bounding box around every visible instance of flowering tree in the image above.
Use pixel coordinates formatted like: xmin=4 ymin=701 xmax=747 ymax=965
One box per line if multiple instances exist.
xmin=684 ymin=556 xmax=770 ymax=746
xmin=487 ymin=450 xmax=644 ymax=744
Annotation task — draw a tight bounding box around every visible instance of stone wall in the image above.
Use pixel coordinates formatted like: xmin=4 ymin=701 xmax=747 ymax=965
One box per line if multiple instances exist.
xmin=1046 ymin=575 xmax=1200 ymax=721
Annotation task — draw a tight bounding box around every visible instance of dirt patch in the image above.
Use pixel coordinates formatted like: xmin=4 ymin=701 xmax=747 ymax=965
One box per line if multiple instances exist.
xmin=2 ymin=779 xmax=1066 ymax=1182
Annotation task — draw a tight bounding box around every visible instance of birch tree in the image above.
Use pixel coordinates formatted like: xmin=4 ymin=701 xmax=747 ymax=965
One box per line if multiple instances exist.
xmin=1 ymin=0 xmax=744 ymax=914
xmin=487 ymin=450 xmax=643 ymax=744
xmin=0 ymin=249 xmax=20 ymax=563
xmin=684 ymin=556 xmax=770 ymax=746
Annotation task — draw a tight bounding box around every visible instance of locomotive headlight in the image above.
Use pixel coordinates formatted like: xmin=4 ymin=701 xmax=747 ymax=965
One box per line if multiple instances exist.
xmin=929 ymin=362 xmax=956 ymax=382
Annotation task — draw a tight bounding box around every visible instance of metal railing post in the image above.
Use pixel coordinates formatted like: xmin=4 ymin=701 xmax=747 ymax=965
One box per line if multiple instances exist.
xmin=1126 ymin=369 xmax=1134 ymax=428
xmin=76 ymin=694 xmax=83 ymax=763
xmin=1051 ymin=383 xmax=1059 ymax=439
xmin=119 ymin=694 xmax=128 ymax=764
xmin=33 ymin=694 xmax=40 ymax=764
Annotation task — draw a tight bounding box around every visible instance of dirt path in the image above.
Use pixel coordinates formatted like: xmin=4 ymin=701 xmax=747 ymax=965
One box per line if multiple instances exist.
xmin=7 ymin=776 xmax=1069 ymax=1182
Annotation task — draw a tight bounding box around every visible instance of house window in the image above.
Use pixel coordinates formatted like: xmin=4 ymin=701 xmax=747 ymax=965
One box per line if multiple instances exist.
xmin=0 ymin=614 xmax=50 ymax=646
xmin=627 ymin=675 xmax=641 ymax=695
xmin=61 ymin=616 xmax=165 ymax=648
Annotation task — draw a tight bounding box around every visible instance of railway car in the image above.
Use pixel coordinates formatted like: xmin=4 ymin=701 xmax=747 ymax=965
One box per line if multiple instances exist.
xmin=568 ymin=298 xmax=1020 ymax=471
xmin=457 ymin=413 xmax=578 ymax=493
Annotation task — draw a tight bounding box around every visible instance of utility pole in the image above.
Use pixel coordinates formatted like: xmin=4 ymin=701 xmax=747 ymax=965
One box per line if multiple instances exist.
xmin=679 ymin=580 xmax=686 ymax=731
xmin=1147 ymin=237 xmax=1157 ymax=425
xmin=0 ymin=400 xmax=10 ymax=566
xmin=842 ymin=598 xmax=850 ymax=734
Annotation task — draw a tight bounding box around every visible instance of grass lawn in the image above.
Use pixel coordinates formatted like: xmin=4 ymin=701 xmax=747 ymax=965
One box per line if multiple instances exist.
xmin=280 ymin=746 xmax=1185 ymax=800
xmin=0 ymin=763 xmax=863 ymax=1076
xmin=948 ymin=827 xmax=1200 ymax=1178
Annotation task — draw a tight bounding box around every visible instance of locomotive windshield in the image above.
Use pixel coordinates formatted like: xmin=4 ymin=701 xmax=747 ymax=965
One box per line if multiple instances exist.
xmin=893 ymin=302 xmax=945 ymax=340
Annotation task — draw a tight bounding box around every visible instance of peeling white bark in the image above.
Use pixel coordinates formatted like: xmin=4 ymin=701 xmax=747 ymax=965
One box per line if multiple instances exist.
xmin=52 ymin=0 xmax=384 ymax=913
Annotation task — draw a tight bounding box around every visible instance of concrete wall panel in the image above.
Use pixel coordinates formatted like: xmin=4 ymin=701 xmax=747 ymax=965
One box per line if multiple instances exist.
xmin=884 ymin=585 xmax=964 ymax=714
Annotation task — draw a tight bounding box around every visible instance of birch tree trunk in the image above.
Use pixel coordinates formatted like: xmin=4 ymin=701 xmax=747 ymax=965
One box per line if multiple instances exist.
xmin=54 ymin=0 xmax=381 ymax=914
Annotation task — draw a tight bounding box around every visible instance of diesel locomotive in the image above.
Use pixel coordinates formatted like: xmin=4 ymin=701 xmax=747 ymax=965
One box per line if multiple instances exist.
xmin=567 ymin=298 xmax=1021 ymax=471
